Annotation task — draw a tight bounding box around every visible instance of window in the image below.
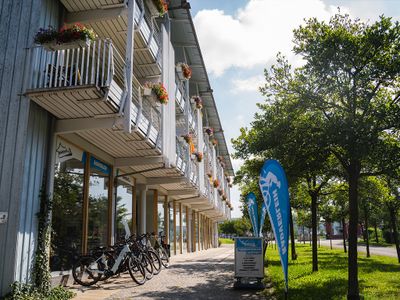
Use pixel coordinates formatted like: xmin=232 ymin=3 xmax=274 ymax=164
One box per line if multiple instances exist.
xmin=50 ymin=157 xmax=84 ymax=272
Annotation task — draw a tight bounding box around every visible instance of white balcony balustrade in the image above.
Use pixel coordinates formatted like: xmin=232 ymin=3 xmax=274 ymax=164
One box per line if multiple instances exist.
xmin=26 ymin=39 xmax=162 ymax=151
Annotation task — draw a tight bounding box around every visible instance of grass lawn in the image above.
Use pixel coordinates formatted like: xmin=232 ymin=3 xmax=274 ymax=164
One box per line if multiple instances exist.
xmin=219 ymin=237 xmax=234 ymax=244
xmin=265 ymin=243 xmax=400 ymax=300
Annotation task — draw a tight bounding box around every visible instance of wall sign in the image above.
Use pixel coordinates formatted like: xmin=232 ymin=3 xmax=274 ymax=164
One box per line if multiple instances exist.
xmin=55 ymin=138 xmax=83 ymax=163
xmin=0 ymin=212 xmax=8 ymax=224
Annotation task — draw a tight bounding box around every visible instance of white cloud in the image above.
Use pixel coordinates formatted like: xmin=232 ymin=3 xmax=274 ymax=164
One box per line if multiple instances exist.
xmin=232 ymin=75 xmax=265 ymax=94
xmin=194 ymin=0 xmax=346 ymax=76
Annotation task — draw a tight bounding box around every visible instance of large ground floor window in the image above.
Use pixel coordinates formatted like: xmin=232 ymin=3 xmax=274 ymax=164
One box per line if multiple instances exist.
xmin=50 ymin=139 xmax=112 ymax=273
xmin=50 ymin=156 xmax=84 ymax=273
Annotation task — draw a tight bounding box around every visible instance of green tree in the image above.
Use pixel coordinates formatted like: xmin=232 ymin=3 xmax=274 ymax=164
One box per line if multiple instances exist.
xmin=292 ymin=15 xmax=400 ymax=298
xmin=234 ymin=12 xmax=400 ymax=299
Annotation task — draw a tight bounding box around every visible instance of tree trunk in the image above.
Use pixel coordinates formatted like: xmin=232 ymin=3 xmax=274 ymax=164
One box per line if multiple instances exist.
xmin=364 ymin=207 xmax=370 ymax=258
xmin=347 ymin=163 xmax=360 ymax=300
xmin=374 ymin=224 xmax=379 ymax=244
xmin=311 ymin=193 xmax=318 ymax=271
xmin=342 ymin=218 xmax=347 ymax=253
xmin=360 ymin=222 xmax=366 ymax=242
xmin=289 ymin=207 xmax=297 ymax=260
xmin=303 ymin=226 xmax=305 ymax=244
xmin=388 ymin=204 xmax=400 ymax=263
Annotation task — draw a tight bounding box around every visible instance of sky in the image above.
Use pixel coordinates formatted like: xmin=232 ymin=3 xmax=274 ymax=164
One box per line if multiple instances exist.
xmin=187 ymin=0 xmax=400 ymax=218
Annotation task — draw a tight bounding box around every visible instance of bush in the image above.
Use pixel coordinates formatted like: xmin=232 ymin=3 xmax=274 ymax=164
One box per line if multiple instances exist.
xmin=4 ymin=282 xmax=75 ymax=300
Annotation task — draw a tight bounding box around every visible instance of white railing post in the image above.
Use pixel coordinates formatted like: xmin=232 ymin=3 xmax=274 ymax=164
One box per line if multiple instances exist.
xmin=124 ymin=0 xmax=136 ymax=133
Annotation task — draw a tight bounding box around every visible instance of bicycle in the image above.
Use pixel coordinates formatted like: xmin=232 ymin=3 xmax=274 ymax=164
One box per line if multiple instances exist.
xmin=72 ymin=236 xmax=146 ymax=286
xmin=153 ymin=231 xmax=170 ymax=268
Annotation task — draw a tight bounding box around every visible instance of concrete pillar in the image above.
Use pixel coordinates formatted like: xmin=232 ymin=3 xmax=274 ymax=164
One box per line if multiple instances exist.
xmin=179 ymin=203 xmax=183 ymax=254
xmin=137 ymin=184 xmax=148 ymax=234
xmin=173 ymin=200 xmax=177 ymax=255
xmin=164 ymin=196 xmax=169 ymax=243
xmin=214 ymin=222 xmax=219 ymax=247
xmin=186 ymin=207 xmax=191 ymax=252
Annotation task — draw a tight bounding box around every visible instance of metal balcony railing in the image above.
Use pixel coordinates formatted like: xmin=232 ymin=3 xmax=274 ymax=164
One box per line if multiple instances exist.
xmin=28 ymin=39 xmax=116 ymax=91
xmin=175 ymin=137 xmax=188 ymax=174
xmin=26 ymin=39 xmax=162 ymax=148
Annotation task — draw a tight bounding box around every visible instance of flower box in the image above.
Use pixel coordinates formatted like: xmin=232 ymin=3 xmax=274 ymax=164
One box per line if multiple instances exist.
xmin=176 ymin=65 xmax=185 ymax=81
xmin=143 ymin=82 xmax=168 ymax=105
xmin=147 ymin=0 xmax=168 ymax=17
xmin=42 ymin=38 xmax=91 ymax=51
xmin=143 ymin=86 xmax=152 ymax=96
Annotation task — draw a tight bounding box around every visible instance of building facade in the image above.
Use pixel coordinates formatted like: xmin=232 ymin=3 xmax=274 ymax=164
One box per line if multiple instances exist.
xmin=0 ymin=0 xmax=233 ymax=295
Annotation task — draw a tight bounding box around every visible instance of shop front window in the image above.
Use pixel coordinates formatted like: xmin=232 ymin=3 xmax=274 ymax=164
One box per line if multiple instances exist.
xmin=50 ymin=157 xmax=84 ymax=273
xmin=87 ymin=156 xmax=110 ymax=250
xmin=115 ymin=177 xmax=133 ymax=241
xmin=157 ymin=197 xmax=165 ymax=234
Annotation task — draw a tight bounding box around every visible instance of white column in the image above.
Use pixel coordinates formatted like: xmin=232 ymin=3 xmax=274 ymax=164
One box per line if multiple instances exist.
xmin=137 ymin=184 xmax=148 ymax=234
xmin=187 ymin=208 xmax=192 ymax=252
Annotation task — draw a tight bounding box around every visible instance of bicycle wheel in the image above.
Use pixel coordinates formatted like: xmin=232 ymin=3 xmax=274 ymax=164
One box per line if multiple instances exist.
xmin=158 ymin=247 xmax=170 ymax=268
xmin=72 ymin=256 xmax=102 ymax=286
xmin=148 ymin=250 xmax=162 ymax=275
xmin=128 ymin=255 xmax=146 ymax=285
xmin=141 ymin=253 xmax=154 ymax=280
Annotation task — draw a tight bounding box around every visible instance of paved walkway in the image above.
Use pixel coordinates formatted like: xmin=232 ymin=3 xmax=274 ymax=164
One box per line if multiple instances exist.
xmin=71 ymin=245 xmax=267 ymax=300
xmin=319 ymin=239 xmax=398 ymax=258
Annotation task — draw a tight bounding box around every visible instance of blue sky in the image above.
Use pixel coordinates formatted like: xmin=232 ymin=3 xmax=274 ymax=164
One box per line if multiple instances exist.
xmin=188 ymin=0 xmax=400 ymax=218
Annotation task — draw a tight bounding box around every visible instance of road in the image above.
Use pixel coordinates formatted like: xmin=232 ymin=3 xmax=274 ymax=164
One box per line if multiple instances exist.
xmin=71 ymin=244 xmax=268 ymax=300
xmin=319 ymin=239 xmax=398 ymax=258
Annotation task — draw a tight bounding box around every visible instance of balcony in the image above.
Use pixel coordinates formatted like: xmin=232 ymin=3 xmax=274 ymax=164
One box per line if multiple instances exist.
xmin=62 ymin=0 xmax=162 ymax=77
xmin=25 ymin=39 xmax=166 ymax=162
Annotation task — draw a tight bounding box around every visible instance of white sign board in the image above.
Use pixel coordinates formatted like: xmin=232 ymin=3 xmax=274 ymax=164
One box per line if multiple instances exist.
xmin=234 ymin=237 xmax=264 ymax=278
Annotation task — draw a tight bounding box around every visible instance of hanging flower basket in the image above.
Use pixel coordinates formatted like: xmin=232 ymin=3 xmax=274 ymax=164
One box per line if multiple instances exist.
xmin=182 ymin=133 xmax=192 ymax=144
xmin=176 ymin=63 xmax=192 ymax=80
xmin=35 ymin=23 xmax=96 ymax=51
xmin=228 ymin=183 xmax=233 ymax=188
xmin=207 ymin=172 xmax=213 ymax=178
xmin=222 ymin=194 xmax=227 ymax=201
xmin=148 ymin=0 xmax=168 ymax=17
xmin=152 ymin=83 xmax=169 ymax=104
xmin=192 ymin=96 xmax=203 ymax=109
xmin=218 ymin=189 xmax=224 ymax=196
xmin=193 ymin=152 xmax=203 ymax=163
xmin=144 ymin=82 xmax=169 ymax=105
xmin=211 ymin=139 xmax=218 ymax=147
xmin=205 ymin=127 xmax=214 ymax=136
xmin=213 ymin=179 xmax=220 ymax=188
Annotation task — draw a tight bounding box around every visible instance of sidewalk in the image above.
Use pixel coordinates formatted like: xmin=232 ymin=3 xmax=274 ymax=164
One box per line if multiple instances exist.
xmin=319 ymin=239 xmax=398 ymax=258
xmin=71 ymin=245 xmax=267 ymax=300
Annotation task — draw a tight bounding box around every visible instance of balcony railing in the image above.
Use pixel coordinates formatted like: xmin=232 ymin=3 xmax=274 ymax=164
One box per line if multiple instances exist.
xmin=135 ymin=0 xmax=161 ymax=67
xmin=26 ymin=39 xmax=162 ymax=148
xmin=175 ymin=137 xmax=188 ymax=174
xmin=28 ymin=39 xmax=115 ymax=91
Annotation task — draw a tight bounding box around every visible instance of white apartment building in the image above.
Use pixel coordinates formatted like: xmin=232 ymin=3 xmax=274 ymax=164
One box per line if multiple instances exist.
xmin=0 ymin=0 xmax=233 ymax=295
